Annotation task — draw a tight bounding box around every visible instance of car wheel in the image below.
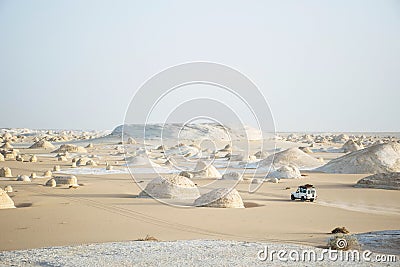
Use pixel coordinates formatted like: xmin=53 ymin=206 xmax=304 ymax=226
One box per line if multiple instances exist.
xmin=301 ymin=196 xmax=305 ymax=201
xmin=310 ymin=198 xmax=314 ymax=202
xmin=291 ymin=195 xmax=295 ymax=200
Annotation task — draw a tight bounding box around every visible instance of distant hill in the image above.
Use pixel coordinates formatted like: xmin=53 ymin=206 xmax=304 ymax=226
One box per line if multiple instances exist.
xmin=111 ymin=123 xmax=264 ymax=141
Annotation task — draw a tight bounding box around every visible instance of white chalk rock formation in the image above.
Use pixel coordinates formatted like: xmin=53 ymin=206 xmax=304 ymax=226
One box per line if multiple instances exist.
xmin=57 ymin=156 xmax=68 ymax=161
xmin=2 ymin=132 xmax=12 ymax=141
xmin=4 ymin=150 xmax=17 ymax=160
xmin=317 ymin=142 xmax=400 ymax=174
xmin=267 ymin=165 xmax=301 ymax=179
xmin=4 ymin=185 xmax=12 ymax=193
xmin=342 ymin=140 xmax=364 ymax=153
xmin=254 ymin=151 xmax=269 ymax=159
xmin=221 ymin=171 xmax=243 ymax=181
xmin=269 ymin=178 xmax=279 ymax=183
xmin=127 ymin=137 xmax=137 ymax=144
xmin=251 ymin=178 xmax=263 ymax=184
xmin=76 ymin=157 xmax=90 ymax=166
xmin=76 ymin=157 xmax=97 ymax=166
xmin=29 ymin=140 xmax=55 ymax=150
xmin=52 ymin=175 xmax=79 ymax=187
xmin=17 ymin=175 xmax=31 ymax=182
xmin=29 ymin=155 xmax=37 ymax=162
xmin=192 ymin=161 xmax=222 ymax=178
xmin=179 ymin=171 xmax=194 ymax=179
xmin=106 ymin=163 xmax=113 ymax=170
xmin=30 ymin=172 xmax=36 ymax=179
xmin=85 ymin=159 xmax=97 ymax=166
xmin=0 ymin=153 xmax=4 ymax=161
xmin=194 ymin=188 xmax=244 ymax=208
xmin=299 ymin=147 xmax=313 ymax=154
xmin=228 ymin=154 xmax=247 ymax=161
xmin=45 ymin=178 xmax=57 ymax=187
xmin=0 ymin=188 xmax=16 ymax=209
xmin=52 ymin=144 xmax=87 ymax=154
xmin=43 ymin=170 xmax=52 ymax=177
xmin=125 ymin=156 xmax=159 ymax=167
xmin=1 ymin=142 xmax=13 ymax=150
xmin=219 ymin=144 xmax=232 ymax=152
xmin=53 ymin=165 xmax=60 ymax=171
xmin=138 ymin=175 xmax=200 ymax=199
xmin=332 ymin=134 xmax=349 ymax=143
xmin=259 ymin=148 xmax=323 ymax=169
xmin=0 ymin=167 xmax=12 ymax=177
xmin=56 ymin=152 xmax=70 ymax=158
xmin=355 ymin=172 xmax=400 ymax=190
xmin=16 ymin=155 xmax=24 ymax=162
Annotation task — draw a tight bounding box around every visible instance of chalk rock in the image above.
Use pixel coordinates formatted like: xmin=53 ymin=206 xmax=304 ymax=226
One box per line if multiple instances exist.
xmin=194 ymin=188 xmax=244 ymax=208
xmin=139 ymin=175 xmax=200 ymax=199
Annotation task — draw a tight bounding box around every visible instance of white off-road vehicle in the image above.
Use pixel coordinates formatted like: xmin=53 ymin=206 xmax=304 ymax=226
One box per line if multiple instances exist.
xmin=291 ymin=184 xmax=317 ymax=202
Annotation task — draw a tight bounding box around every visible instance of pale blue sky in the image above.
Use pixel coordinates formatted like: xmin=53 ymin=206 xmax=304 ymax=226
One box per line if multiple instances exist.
xmin=0 ymin=0 xmax=399 ymax=131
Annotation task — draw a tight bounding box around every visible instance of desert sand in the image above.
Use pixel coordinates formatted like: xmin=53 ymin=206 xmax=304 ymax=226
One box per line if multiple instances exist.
xmin=0 ymin=126 xmax=399 ymax=257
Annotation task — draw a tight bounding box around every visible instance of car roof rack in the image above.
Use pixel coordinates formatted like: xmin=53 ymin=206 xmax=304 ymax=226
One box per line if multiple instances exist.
xmin=300 ymin=184 xmax=314 ymax=189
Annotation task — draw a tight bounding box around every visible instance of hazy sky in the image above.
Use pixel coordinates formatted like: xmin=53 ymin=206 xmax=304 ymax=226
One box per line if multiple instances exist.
xmin=0 ymin=0 xmax=399 ymax=132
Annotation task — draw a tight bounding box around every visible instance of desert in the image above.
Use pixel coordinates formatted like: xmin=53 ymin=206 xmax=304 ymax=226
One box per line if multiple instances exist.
xmin=1 ymin=1 xmax=399 ymax=266
xmin=0 ymin=126 xmax=399 ymax=266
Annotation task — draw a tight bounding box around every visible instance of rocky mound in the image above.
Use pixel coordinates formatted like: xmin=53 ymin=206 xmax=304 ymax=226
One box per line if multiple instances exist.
xmin=0 ymin=188 xmax=15 ymax=209
xmin=138 ymin=175 xmax=200 ymax=199
xmin=194 ymin=188 xmax=244 ymax=208
xmin=16 ymin=175 xmax=31 ymax=182
xmin=221 ymin=172 xmax=243 ymax=181
xmin=317 ymin=142 xmax=400 ymax=174
xmin=29 ymin=140 xmax=55 ymax=150
xmin=76 ymin=157 xmax=97 ymax=167
xmin=299 ymin=147 xmax=313 ymax=154
xmin=254 ymin=151 xmax=269 ymax=159
xmin=52 ymin=144 xmax=87 ymax=154
xmin=51 ymin=175 xmax=79 ymax=187
xmin=267 ymin=165 xmax=301 ymax=179
xmin=355 ymin=172 xmax=400 ymax=190
xmin=125 ymin=155 xmax=161 ymax=167
xmin=46 ymin=179 xmax=57 ymax=187
xmin=0 ymin=167 xmax=12 ymax=177
xmin=342 ymin=140 xmax=364 ymax=153
xmin=192 ymin=161 xmax=221 ymax=178
xmin=113 ymin=123 xmax=263 ymax=141
xmin=259 ymin=148 xmax=323 ymax=169
xmin=1 ymin=142 xmax=13 ymax=150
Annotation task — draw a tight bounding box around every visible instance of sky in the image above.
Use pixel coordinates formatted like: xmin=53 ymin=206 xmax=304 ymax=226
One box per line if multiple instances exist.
xmin=0 ymin=0 xmax=399 ymax=132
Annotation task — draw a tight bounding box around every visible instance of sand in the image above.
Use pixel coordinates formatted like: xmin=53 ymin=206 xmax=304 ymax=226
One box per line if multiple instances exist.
xmin=0 ymin=128 xmax=399 ymax=261
xmin=0 ymin=156 xmax=399 ymax=251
